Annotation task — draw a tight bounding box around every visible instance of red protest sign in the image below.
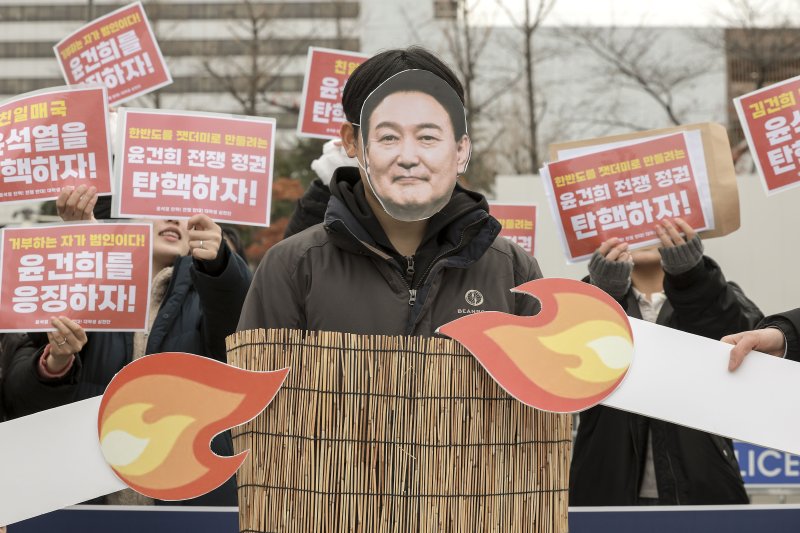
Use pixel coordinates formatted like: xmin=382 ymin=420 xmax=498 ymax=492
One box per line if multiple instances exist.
xmin=0 ymin=223 xmax=152 ymax=332
xmin=54 ymin=2 xmax=172 ymax=106
xmin=0 ymin=86 xmax=112 ymax=203
xmin=297 ymin=47 xmax=369 ymax=139
xmin=490 ymin=203 xmax=537 ymax=255
xmin=735 ymin=76 xmax=800 ymax=194
xmin=114 ymin=109 xmax=275 ymax=226
xmin=544 ymin=132 xmax=714 ymax=262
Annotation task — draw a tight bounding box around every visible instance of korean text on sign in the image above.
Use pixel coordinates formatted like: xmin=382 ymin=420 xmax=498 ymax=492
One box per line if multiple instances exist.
xmin=735 ymin=75 xmax=800 ymax=194
xmin=0 ymin=223 xmax=152 ymax=331
xmin=0 ymin=86 xmax=112 ymax=203
xmin=114 ymin=109 xmax=276 ymax=226
xmin=297 ymin=47 xmax=369 ymax=139
xmin=490 ymin=204 xmax=537 ymax=255
xmin=54 ymin=1 xmax=172 ymax=105
xmin=543 ymin=132 xmax=714 ymax=262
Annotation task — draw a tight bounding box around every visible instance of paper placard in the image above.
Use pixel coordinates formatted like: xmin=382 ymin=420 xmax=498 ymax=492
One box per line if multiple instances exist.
xmin=734 ymin=75 xmax=800 ymax=195
xmin=0 ymin=222 xmax=152 ymax=332
xmin=0 ymin=86 xmax=112 ymax=203
xmin=542 ymin=132 xmax=714 ymax=262
xmin=489 ymin=203 xmax=537 ymax=255
xmin=550 ymin=123 xmax=740 ymax=240
xmin=112 ymin=108 xmax=276 ymax=226
xmin=296 ymin=47 xmax=369 ymax=139
xmin=54 ymin=1 xmax=172 ymax=105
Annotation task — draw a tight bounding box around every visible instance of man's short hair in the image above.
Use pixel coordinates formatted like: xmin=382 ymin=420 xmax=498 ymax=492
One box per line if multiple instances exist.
xmin=342 ymin=47 xmax=467 ymax=139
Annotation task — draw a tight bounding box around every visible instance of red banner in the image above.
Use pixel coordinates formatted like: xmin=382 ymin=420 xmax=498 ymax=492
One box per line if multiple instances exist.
xmin=490 ymin=204 xmax=537 ymax=255
xmin=297 ymin=47 xmax=369 ymax=139
xmin=544 ymin=133 xmax=713 ymax=262
xmin=735 ymin=76 xmax=800 ymax=194
xmin=0 ymin=86 xmax=112 ymax=203
xmin=0 ymin=223 xmax=152 ymax=332
xmin=114 ymin=109 xmax=275 ymax=226
xmin=54 ymin=2 xmax=172 ymax=106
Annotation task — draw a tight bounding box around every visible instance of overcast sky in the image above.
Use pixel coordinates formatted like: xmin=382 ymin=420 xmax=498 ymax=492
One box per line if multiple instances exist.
xmin=477 ymin=0 xmax=800 ymax=27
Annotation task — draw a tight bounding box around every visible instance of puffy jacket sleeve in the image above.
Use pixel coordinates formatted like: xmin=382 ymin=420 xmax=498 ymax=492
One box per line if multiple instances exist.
xmin=663 ymin=256 xmax=764 ymax=339
xmin=284 ymin=178 xmax=330 ymax=239
xmin=2 ymin=333 xmax=82 ymax=419
xmin=191 ymin=245 xmax=253 ymax=362
xmin=237 ymin=241 xmax=306 ymax=332
xmin=760 ymin=308 xmax=800 ymax=362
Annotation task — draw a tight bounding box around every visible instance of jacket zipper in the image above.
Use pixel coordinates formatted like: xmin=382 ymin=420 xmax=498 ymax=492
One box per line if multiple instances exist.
xmin=412 ymin=214 xmax=487 ymax=291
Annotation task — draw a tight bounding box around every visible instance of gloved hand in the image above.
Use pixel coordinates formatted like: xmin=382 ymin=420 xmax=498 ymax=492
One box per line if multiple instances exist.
xmin=311 ymin=139 xmax=358 ymax=185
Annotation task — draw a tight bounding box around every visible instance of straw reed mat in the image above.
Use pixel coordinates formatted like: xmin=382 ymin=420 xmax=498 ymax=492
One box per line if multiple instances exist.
xmin=227 ymin=328 xmax=571 ymax=533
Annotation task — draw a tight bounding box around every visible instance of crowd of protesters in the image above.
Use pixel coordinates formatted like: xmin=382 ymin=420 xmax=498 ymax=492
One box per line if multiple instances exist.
xmin=0 ymin=45 xmax=798 ymax=517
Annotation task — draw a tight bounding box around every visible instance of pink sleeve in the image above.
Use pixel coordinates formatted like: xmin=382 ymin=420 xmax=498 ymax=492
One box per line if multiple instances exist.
xmin=38 ymin=345 xmax=75 ymax=379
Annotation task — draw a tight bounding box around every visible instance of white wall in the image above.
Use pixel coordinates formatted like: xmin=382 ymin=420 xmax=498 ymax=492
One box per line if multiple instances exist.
xmin=493 ymin=173 xmax=800 ymax=316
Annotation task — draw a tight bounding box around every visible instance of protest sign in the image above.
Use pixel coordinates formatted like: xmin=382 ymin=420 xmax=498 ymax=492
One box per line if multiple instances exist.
xmin=113 ymin=108 xmax=275 ymax=226
xmin=734 ymin=75 xmax=800 ymax=195
xmin=550 ymin=122 xmax=740 ymax=240
xmin=0 ymin=86 xmax=112 ymax=203
xmin=0 ymin=222 xmax=152 ymax=332
xmin=542 ymin=132 xmax=714 ymax=262
xmin=54 ymin=2 xmax=172 ymax=106
xmin=297 ymin=47 xmax=369 ymax=139
xmin=490 ymin=203 xmax=537 ymax=255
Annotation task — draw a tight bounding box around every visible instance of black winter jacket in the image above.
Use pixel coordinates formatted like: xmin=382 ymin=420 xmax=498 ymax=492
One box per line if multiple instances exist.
xmin=570 ymin=257 xmax=763 ymax=506
xmin=239 ymin=169 xmax=543 ymax=336
xmin=762 ymin=308 xmax=800 ymax=361
xmin=3 ymin=248 xmax=252 ymax=506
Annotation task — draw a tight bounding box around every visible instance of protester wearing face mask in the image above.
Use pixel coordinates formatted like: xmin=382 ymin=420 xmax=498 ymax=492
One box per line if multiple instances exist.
xmin=238 ymin=46 xmax=542 ymax=336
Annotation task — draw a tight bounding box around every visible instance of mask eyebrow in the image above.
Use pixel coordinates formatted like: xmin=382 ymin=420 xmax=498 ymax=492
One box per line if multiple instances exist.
xmin=372 ymin=121 xmax=444 ymax=133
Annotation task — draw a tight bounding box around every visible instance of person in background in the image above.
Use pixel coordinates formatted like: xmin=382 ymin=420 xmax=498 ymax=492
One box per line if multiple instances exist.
xmin=2 ymin=185 xmax=252 ymax=506
xmin=570 ymin=218 xmax=763 ymax=505
xmin=283 ymin=139 xmax=357 ymax=239
xmin=725 ymin=309 xmax=800 ymax=370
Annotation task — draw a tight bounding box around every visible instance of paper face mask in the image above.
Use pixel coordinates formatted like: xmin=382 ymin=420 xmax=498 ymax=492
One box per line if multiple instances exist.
xmin=358 ymin=70 xmax=472 ymax=222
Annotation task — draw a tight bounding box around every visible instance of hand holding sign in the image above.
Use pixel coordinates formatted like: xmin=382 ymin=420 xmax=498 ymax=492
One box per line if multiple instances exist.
xmin=45 ymin=316 xmax=88 ymax=373
xmin=57 ymin=184 xmax=98 ymax=222
xmin=187 ymin=213 xmax=222 ymax=261
xmin=656 ymin=217 xmax=696 ymax=248
xmin=724 ymin=328 xmax=787 ymax=371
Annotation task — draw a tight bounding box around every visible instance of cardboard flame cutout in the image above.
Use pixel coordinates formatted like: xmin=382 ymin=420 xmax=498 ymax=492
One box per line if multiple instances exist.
xmin=98 ymin=352 xmax=288 ymax=500
xmin=438 ymin=278 xmax=634 ymax=413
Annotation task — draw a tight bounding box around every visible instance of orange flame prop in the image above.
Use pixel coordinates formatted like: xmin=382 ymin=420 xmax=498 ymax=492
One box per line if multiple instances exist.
xmin=438 ymin=278 xmax=633 ymax=413
xmin=97 ymin=352 xmax=288 ymax=500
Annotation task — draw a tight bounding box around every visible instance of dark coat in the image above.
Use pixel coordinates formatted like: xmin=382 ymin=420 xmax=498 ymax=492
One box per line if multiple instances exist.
xmin=3 ymin=248 xmax=252 ymax=506
xmin=761 ymin=308 xmax=800 ymax=362
xmin=239 ymin=173 xmax=543 ymax=336
xmin=570 ymin=257 xmax=764 ymax=506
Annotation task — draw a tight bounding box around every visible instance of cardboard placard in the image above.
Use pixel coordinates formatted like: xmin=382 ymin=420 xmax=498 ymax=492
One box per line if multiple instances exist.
xmin=549 ymin=122 xmax=740 ymax=240
xmin=542 ymin=132 xmax=714 ymax=262
xmin=0 ymin=223 xmax=152 ymax=332
xmin=54 ymin=1 xmax=172 ymax=106
xmin=489 ymin=203 xmax=537 ymax=255
xmin=734 ymin=75 xmax=800 ymax=195
xmin=112 ymin=108 xmax=276 ymax=226
xmin=297 ymin=47 xmax=369 ymax=139
xmin=0 ymin=86 xmax=112 ymax=203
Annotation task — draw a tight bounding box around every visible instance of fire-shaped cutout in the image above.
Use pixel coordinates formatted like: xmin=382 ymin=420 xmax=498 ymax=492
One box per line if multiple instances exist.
xmin=438 ymin=278 xmax=633 ymax=413
xmin=97 ymin=352 xmax=288 ymax=500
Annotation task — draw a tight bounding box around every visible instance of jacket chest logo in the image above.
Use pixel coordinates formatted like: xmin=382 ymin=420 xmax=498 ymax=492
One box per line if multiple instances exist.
xmin=464 ymin=289 xmax=484 ymax=307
